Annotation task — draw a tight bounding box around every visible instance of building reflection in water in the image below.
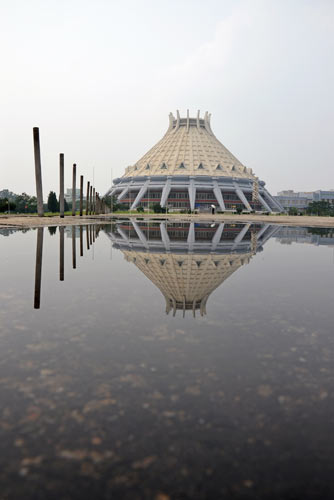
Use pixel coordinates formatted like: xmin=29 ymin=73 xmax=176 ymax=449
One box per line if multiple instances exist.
xmin=106 ymin=221 xmax=279 ymax=317
xmin=32 ymin=222 xmax=334 ymax=312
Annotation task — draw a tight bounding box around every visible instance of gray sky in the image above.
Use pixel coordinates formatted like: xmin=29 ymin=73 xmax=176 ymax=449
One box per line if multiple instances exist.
xmin=0 ymin=0 xmax=333 ymax=198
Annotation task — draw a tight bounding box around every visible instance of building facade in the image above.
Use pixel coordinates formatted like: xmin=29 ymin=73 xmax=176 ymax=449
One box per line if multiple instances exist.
xmin=275 ymin=189 xmax=334 ymax=211
xmin=106 ymin=111 xmax=282 ymax=213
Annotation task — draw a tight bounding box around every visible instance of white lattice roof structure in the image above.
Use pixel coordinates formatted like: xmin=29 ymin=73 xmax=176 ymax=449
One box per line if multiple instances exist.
xmin=123 ymin=111 xmax=255 ymax=179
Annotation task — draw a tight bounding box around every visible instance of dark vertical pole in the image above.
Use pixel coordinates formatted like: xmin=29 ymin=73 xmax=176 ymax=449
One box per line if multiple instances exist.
xmin=86 ymin=181 xmax=90 ymax=216
xmin=59 ymin=153 xmax=65 ymax=218
xmin=60 ymin=226 xmax=64 ymax=281
xmin=72 ymin=164 xmax=76 ymax=216
xmin=33 ymin=128 xmax=44 ymax=217
xmin=72 ymin=225 xmax=76 ymax=269
xmin=93 ymin=188 xmax=96 ymax=215
xmin=97 ymin=194 xmax=100 ymax=215
xmin=34 ymin=227 xmax=44 ymax=308
xmin=79 ymin=175 xmax=83 ymax=216
xmin=80 ymin=225 xmax=83 ymax=256
xmin=89 ymin=224 xmax=92 ymax=245
xmin=92 ymin=225 xmax=95 ymax=243
xmin=90 ymin=186 xmax=93 ymax=215
xmin=86 ymin=224 xmax=90 ymax=250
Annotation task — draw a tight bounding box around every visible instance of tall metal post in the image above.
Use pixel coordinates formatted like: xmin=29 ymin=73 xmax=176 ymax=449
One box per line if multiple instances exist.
xmin=93 ymin=187 xmax=96 ymax=215
xmin=59 ymin=153 xmax=64 ymax=218
xmin=90 ymin=185 xmax=93 ymax=215
xmin=33 ymin=127 xmax=44 ymax=217
xmin=72 ymin=163 xmax=76 ymax=216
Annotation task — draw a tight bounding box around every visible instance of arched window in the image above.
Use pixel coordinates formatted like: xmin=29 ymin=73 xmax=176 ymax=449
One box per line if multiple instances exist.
xmin=197 ymin=163 xmax=205 ymax=170
xmin=178 ymin=162 xmax=186 ymax=169
xmin=160 ymin=163 xmax=168 ymax=170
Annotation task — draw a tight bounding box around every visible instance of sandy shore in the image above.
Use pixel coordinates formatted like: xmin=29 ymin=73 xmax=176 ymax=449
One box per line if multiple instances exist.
xmin=1 ymin=213 xmax=334 ymax=228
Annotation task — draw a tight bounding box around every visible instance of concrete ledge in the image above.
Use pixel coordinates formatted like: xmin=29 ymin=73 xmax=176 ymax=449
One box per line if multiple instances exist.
xmin=1 ymin=213 xmax=334 ymax=228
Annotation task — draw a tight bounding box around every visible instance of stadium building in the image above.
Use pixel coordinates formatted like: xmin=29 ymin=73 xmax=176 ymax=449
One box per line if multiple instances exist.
xmin=106 ymin=111 xmax=282 ymax=213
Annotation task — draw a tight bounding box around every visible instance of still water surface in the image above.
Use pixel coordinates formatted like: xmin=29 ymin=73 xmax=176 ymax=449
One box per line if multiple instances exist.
xmin=0 ymin=221 xmax=334 ymax=499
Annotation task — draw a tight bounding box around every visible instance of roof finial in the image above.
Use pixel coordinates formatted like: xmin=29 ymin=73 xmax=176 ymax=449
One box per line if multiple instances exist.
xmin=168 ymin=112 xmax=175 ymax=132
xmin=186 ymin=109 xmax=190 ymax=132
xmin=174 ymin=110 xmax=180 ymax=132
xmin=204 ymin=111 xmax=213 ymax=135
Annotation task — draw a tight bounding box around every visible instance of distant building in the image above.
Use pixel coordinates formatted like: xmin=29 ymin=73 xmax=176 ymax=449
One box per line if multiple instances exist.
xmin=275 ymin=189 xmax=334 ymax=211
xmin=65 ymin=188 xmax=84 ymax=202
xmin=313 ymin=190 xmax=334 ymax=203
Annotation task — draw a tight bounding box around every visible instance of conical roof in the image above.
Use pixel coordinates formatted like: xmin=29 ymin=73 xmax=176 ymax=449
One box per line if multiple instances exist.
xmin=123 ymin=250 xmax=252 ymax=317
xmin=123 ymin=110 xmax=256 ymax=180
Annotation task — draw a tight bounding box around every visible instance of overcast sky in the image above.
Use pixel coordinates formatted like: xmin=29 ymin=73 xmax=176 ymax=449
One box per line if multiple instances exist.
xmin=0 ymin=0 xmax=333 ymax=198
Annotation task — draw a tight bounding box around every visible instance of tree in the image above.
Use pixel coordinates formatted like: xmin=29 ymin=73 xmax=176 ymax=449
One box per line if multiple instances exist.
xmin=0 ymin=198 xmax=16 ymax=212
xmin=153 ymin=203 xmax=165 ymax=213
xmin=15 ymin=193 xmax=37 ymax=213
xmin=306 ymin=201 xmax=334 ymax=217
xmin=47 ymin=191 xmax=59 ymax=212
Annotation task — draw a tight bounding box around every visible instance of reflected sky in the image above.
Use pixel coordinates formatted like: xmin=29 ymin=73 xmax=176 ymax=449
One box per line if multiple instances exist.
xmin=0 ymin=221 xmax=334 ymax=499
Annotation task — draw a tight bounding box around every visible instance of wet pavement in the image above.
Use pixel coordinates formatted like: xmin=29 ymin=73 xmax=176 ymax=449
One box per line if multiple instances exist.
xmin=0 ymin=221 xmax=333 ymax=499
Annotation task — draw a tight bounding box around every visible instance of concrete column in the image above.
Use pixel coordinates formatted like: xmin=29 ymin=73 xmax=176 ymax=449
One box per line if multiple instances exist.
xmin=59 ymin=226 xmax=64 ymax=281
xmin=90 ymin=186 xmax=93 ymax=215
xmin=80 ymin=225 xmax=83 ymax=256
xmin=130 ymin=180 xmax=150 ymax=210
xmin=34 ymin=227 xmax=44 ymax=308
xmin=72 ymin=226 xmax=76 ymax=269
xmin=93 ymin=187 xmax=96 ymax=214
xmin=187 ymin=222 xmax=195 ymax=251
xmin=232 ymin=223 xmax=251 ymax=249
xmin=159 ymin=222 xmax=170 ymax=251
xmin=213 ymin=181 xmax=225 ymax=211
xmin=160 ymin=178 xmax=172 ymax=207
xmin=211 ymin=223 xmax=224 ymax=251
xmin=132 ymin=220 xmax=148 ymax=248
xmin=79 ymin=175 xmax=84 ymax=216
xmin=86 ymin=225 xmax=90 ymax=250
xmin=59 ymin=153 xmax=64 ymax=218
xmin=86 ymin=181 xmax=90 ymax=215
xmin=118 ymin=186 xmax=129 ymax=201
xmin=33 ymin=127 xmax=44 ymax=217
xmin=233 ymin=183 xmax=252 ymax=211
xmin=72 ymin=164 xmax=76 ymax=216
xmin=117 ymin=225 xmax=131 ymax=245
xmin=263 ymin=188 xmax=283 ymax=212
xmin=188 ymin=178 xmax=196 ymax=211
xmin=257 ymin=192 xmax=272 ymax=213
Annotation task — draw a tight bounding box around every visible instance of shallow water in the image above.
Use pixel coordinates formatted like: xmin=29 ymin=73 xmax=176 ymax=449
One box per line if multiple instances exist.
xmin=0 ymin=221 xmax=334 ymax=499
